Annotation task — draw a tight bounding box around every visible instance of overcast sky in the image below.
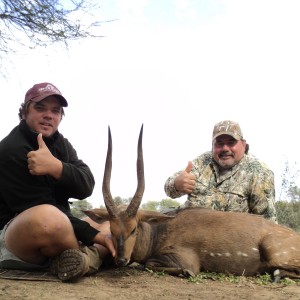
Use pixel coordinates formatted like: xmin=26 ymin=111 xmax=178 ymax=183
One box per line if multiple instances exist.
xmin=1 ymin=0 xmax=300 ymax=208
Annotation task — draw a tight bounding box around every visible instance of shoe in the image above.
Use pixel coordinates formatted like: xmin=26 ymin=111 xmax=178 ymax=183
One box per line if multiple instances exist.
xmin=79 ymin=245 xmax=102 ymax=275
xmin=49 ymin=255 xmax=60 ymax=275
xmin=57 ymin=248 xmax=88 ymax=282
xmin=50 ymin=246 xmax=102 ymax=282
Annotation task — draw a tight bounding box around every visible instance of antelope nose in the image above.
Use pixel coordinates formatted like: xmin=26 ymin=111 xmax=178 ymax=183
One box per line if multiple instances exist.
xmin=116 ymin=257 xmax=128 ymax=267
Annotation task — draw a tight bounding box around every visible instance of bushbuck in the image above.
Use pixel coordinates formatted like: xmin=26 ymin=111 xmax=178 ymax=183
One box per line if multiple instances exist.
xmin=84 ymin=125 xmax=300 ymax=281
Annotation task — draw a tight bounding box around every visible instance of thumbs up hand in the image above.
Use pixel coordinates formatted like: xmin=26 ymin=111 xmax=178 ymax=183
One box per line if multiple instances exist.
xmin=174 ymin=161 xmax=196 ymax=194
xmin=27 ymin=133 xmax=63 ymax=179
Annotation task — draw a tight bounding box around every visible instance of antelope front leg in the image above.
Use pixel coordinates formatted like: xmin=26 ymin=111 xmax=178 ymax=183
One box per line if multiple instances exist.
xmin=145 ymin=251 xmax=200 ymax=277
xmin=145 ymin=264 xmax=196 ymax=277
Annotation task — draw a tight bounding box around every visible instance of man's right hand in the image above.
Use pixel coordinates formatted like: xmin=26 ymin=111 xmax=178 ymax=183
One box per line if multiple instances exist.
xmin=174 ymin=161 xmax=196 ymax=194
xmin=27 ymin=133 xmax=63 ymax=179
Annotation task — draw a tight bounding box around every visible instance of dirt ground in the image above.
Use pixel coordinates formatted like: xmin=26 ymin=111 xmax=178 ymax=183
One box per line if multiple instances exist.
xmin=0 ymin=265 xmax=300 ymax=300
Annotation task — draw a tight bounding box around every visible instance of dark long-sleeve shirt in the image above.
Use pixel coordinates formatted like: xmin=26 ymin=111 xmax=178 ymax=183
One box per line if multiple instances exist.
xmin=0 ymin=120 xmax=99 ymax=245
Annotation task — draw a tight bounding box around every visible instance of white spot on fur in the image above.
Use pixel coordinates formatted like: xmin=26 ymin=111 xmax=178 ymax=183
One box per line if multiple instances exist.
xmin=224 ymin=253 xmax=231 ymax=257
xmin=252 ymin=248 xmax=258 ymax=251
xmin=210 ymin=253 xmax=215 ymax=257
xmin=216 ymin=253 xmax=222 ymax=256
xmin=237 ymin=251 xmax=248 ymax=257
xmin=290 ymin=247 xmax=296 ymax=250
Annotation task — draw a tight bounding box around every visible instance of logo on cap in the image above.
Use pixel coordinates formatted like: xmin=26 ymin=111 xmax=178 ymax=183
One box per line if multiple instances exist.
xmin=38 ymin=84 xmax=61 ymax=95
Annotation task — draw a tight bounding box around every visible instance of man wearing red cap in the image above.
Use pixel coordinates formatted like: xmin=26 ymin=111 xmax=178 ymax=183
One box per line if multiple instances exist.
xmin=164 ymin=120 xmax=277 ymax=223
xmin=0 ymin=82 xmax=115 ymax=281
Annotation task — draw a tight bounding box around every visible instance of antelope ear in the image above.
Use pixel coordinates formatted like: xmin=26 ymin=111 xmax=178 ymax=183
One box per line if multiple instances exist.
xmin=139 ymin=210 xmax=175 ymax=223
xmin=82 ymin=209 xmax=110 ymax=224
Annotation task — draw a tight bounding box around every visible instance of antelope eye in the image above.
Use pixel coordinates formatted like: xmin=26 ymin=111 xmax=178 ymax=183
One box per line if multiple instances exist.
xmin=131 ymin=227 xmax=137 ymax=236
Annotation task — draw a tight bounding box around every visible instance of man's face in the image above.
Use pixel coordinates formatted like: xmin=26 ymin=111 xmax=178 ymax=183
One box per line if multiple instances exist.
xmin=23 ymin=96 xmax=63 ymax=137
xmin=213 ymin=134 xmax=246 ymax=169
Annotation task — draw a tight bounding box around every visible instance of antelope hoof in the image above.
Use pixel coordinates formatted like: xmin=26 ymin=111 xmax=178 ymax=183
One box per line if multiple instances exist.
xmin=183 ymin=269 xmax=195 ymax=277
xmin=273 ymin=269 xmax=281 ymax=283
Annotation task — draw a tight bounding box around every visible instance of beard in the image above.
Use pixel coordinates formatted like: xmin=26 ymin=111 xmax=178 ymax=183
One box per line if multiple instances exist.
xmin=215 ymin=153 xmax=236 ymax=170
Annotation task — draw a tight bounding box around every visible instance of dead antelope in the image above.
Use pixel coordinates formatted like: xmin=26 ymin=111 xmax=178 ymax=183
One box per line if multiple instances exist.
xmin=84 ymin=125 xmax=300 ymax=281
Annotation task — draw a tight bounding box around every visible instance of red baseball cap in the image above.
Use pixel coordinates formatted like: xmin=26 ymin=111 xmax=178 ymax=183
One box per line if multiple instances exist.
xmin=24 ymin=82 xmax=68 ymax=107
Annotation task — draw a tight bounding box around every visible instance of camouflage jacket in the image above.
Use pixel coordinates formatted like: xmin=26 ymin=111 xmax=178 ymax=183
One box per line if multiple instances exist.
xmin=164 ymin=151 xmax=277 ymax=223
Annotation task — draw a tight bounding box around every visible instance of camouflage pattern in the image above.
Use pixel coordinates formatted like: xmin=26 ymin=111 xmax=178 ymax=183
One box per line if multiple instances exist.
xmin=212 ymin=120 xmax=243 ymax=141
xmin=164 ymin=151 xmax=277 ymax=223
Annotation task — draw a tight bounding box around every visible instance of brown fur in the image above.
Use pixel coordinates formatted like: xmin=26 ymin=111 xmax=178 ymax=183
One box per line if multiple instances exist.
xmin=84 ymin=207 xmax=300 ymax=280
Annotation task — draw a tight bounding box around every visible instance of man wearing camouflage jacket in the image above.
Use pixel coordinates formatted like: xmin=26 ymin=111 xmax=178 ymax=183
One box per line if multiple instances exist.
xmin=164 ymin=120 xmax=277 ymax=223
